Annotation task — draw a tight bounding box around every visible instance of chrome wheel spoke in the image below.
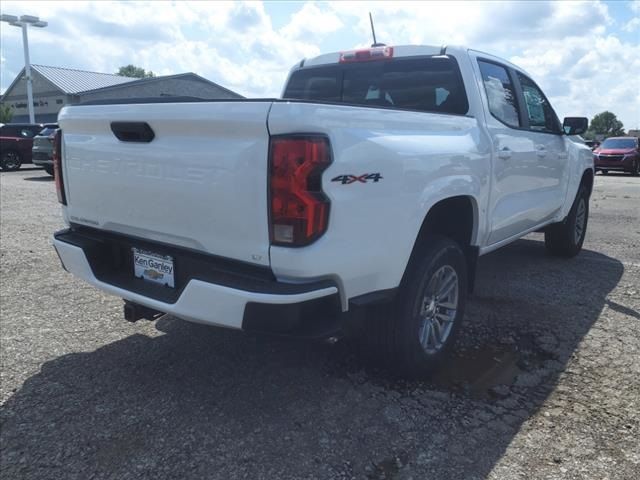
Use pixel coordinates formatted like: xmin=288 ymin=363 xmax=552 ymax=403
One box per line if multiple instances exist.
xmin=427 ymin=322 xmax=436 ymax=348
xmin=419 ymin=322 xmax=430 ymax=347
xmin=437 ymin=273 xmax=457 ymax=300
xmin=418 ymin=322 xmax=425 ymax=343
xmin=425 ymin=276 xmax=439 ymax=301
xmin=435 ymin=312 xmax=453 ymax=324
xmin=438 ymin=300 xmax=457 ymax=311
xmin=432 ymin=319 xmax=442 ymax=344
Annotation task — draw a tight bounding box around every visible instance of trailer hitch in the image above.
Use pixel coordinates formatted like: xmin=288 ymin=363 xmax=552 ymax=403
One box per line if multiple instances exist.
xmin=123 ymin=301 xmax=164 ymax=322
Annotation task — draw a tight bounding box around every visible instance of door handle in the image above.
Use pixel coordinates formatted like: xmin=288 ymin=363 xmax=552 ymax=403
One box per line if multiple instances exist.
xmin=498 ymin=147 xmax=512 ymax=160
xmin=558 ymin=152 xmax=568 ymax=160
xmin=535 ymin=145 xmax=547 ymax=158
xmin=110 ymin=122 xmax=155 ymax=143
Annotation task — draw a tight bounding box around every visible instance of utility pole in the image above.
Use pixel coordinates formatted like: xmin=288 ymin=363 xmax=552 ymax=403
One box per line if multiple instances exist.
xmin=1 ymin=14 xmax=48 ymax=123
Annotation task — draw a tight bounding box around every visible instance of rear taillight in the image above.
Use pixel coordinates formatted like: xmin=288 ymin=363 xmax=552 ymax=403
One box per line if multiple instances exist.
xmin=53 ymin=129 xmax=66 ymax=205
xmin=269 ymin=136 xmax=332 ymax=246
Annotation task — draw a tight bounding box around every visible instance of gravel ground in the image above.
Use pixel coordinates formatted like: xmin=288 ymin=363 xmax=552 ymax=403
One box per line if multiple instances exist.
xmin=1 ymin=168 xmax=638 ymax=480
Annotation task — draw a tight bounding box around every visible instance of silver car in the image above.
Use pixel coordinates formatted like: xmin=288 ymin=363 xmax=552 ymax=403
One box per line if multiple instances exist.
xmin=31 ymin=124 xmax=58 ymax=176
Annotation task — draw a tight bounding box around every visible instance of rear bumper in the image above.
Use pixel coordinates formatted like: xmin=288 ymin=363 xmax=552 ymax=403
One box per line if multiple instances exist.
xmin=53 ymin=228 xmax=341 ymax=334
xmin=32 ymin=150 xmax=53 ymax=166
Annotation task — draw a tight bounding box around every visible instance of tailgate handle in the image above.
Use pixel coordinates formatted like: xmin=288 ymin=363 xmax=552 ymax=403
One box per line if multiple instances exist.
xmin=110 ymin=122 xmax=155 ymax=143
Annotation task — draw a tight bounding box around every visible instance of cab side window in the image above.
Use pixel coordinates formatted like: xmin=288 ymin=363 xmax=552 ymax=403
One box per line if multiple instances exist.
xmin=478 ymin=60 xmax=520 ymax=128
xmin=517 ymin=73 xmax=561 ymax=134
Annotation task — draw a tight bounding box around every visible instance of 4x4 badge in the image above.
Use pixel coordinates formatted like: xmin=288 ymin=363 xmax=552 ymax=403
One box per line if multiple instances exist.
xmin=331 ymin=173 xmax=383 ymax=184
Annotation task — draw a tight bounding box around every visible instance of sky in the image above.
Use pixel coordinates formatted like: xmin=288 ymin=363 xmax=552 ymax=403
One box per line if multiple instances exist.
xmin=1 ymin=0 xmax=639 ymax=129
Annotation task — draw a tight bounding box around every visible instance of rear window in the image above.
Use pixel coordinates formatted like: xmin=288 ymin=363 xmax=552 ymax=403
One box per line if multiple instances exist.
xmin=38 ymin=126 xmax=58 ymax=136
xmin=283 ymin=56 xmax=469 ymax=115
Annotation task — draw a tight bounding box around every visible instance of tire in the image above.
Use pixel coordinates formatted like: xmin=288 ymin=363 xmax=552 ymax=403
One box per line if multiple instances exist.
xmin=544 ymin=185 xmax=589 ymax=257
xmin=0 ymin=151 xmax=22 ymax=171
xmin=359 ymin=235 xmax=468 ymax=377
xmin=44 ymin=165 xmax=54 ymax=176
xmin=631 ymin=160 xmax=639 ymax=177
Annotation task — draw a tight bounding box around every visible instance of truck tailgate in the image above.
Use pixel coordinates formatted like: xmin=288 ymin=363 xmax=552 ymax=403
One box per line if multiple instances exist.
xmin=58 ymin=101 xmax=273 ymax=266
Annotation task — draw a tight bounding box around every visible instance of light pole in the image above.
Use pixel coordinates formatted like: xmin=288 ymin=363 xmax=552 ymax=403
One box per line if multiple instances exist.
xmin=1 ymin=14 xmax=48 ymax=124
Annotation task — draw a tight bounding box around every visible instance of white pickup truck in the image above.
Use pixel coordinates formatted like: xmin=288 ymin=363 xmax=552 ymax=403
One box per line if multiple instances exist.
xmin=53 ymin=45 xmax=593 ymax=375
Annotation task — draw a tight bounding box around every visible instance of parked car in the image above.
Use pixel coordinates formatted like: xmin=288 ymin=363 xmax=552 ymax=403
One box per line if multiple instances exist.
xmin=52 ymin=44 xmax=593 ymax=376
xmin=594 ymin=137 xmax=640 ymax=175
xmin=0 ymin=123 xmax=44 ymax=171
xmin=585 ymin=140 xmax=600 ymax=150
xmin=31 ymin=124 xmax=59 ymax=176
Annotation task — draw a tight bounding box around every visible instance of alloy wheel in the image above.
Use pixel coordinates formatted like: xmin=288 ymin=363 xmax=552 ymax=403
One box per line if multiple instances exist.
xmin=1 ymin=152 xmax=21 ymax=171
xmin=417 ymin=265 xmax=459 ymax=354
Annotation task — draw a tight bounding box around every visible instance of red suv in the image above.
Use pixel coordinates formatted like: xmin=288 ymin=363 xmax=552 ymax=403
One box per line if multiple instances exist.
xmin=0 ymin=123 xmax=45 ymax=171
xmin=594 ymin=136 xmax=640 ymax=176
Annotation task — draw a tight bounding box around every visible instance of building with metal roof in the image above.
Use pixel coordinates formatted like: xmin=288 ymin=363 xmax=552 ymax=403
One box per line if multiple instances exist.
xmin=28 ymin=65 xmax=137 ymax=94
xmin=0 ymin=65 xmax=243 ymax=123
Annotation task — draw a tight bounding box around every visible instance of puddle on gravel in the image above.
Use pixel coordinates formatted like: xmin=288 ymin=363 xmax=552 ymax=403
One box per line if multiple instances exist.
xmin=367 ymin=451 xmax=409 ymax=480
xmin=329 ymin=335 xmax=555 ymax=399
xmin=430 ymin=334 xmax=557 ymax=398
xmin=432 ymin=346 xmax=523 ymax=398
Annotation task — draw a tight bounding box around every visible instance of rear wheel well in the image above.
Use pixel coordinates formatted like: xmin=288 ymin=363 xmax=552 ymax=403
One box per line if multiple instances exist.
xmin=405 ymin=196 xmax=478 ymax=292
xmin=419 ymin=196 xmax=475 ymax=247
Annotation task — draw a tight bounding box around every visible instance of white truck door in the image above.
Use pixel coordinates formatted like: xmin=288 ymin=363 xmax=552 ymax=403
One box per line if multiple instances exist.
xmin=514 ymin=71 xmax=569 ymax=220
xmin=473 ymin=57 xmax=544 ymax=245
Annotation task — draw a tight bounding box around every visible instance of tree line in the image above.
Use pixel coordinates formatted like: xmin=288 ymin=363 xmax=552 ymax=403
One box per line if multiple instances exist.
xmin=583 ymin=111 xmax=626 ymax=140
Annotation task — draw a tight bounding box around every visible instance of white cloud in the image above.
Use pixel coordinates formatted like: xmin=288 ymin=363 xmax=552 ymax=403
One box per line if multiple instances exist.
xmin=280 ymin=2 xmax=343 ymax=40
xmin=329 ymin=0 xmax=638 ymax=128
xmin=0 ymin=1 xmax=638 ymax=129
xmin=623 ymin=17 xmax=640 ymax=32
xmin=328 ymin=0 xmax=612 ymax=48
xmin=0 ymin=1 xmax=320 ymax=97
xmin=512 ymin=35 xmax=640 ymax=130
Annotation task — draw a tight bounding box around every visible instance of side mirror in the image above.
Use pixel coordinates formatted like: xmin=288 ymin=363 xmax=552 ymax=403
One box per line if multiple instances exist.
xmin=563 ymin=117 xmax=588 ymax=136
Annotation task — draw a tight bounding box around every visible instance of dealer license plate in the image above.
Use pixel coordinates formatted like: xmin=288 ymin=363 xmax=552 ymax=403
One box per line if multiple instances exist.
xmin=132 ymin=248 xmax=175 ymax=288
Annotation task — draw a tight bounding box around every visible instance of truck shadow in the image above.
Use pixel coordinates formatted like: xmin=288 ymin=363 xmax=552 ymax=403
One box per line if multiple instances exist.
xmin=0 ymin=238 xmax=624 ymax=479
xmin=23 ymin=174 xmax=54 ymax=182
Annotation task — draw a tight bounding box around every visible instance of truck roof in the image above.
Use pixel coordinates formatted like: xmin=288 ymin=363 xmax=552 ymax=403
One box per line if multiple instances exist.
xmin=297 ymin=44 xmax=530 ymax=78
xmin=302 ymin=44 xmax=447 ymax=68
